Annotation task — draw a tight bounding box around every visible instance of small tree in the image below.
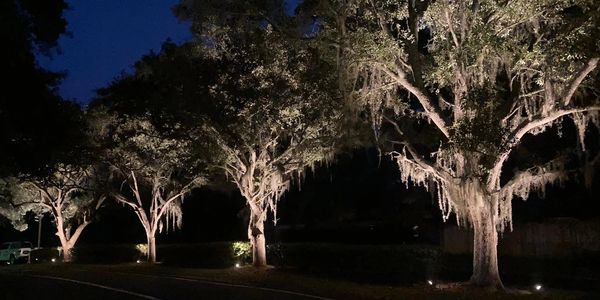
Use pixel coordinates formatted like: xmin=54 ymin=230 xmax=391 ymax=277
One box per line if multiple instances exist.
xmin=5 ymin=164 xmax=105 ymax=262
xmin=303 ymin=0 xmax=600 ymax=288
xmin=93 ymin=112 xmax=204 ymax=263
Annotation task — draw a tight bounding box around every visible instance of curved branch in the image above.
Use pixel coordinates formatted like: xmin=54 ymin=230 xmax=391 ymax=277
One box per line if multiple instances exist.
xmin=509 ymin=106 xmax=600 ymax=143
xmin=490 ymin=105 xmax=600 ymax=189
xmin=67 ymin=220 xmax=91 ymax=248
xmin=154 ymin=192 xmax=184 ymax=229
xmin=389 ymin=142 xmax=453 ymax=183
xmin=562 ymin=57 xmax=599 ymax=106
xmin=374 ymin=63 xmax=451 ymax=138
xmin=497 ymin=157 xmax=571 ymax=203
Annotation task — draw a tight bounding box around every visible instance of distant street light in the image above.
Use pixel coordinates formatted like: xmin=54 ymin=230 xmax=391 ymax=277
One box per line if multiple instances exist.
xmin=35 ymin=213 xmax=43 ymax=249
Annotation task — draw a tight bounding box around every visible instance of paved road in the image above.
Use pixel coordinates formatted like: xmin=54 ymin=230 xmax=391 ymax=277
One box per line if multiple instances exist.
xmin=0 ymin=268 xmax=334 ymax=300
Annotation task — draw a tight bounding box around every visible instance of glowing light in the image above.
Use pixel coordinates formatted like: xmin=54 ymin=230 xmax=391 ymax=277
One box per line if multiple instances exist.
xmin=534 ymin=284 xmax=542 ymax=291
xmin=235 ymin=263 xmax=241 ymax=268
xmin=135 ymin=244 xmax=148 ymax=256
xmin=51 ymin=258 xmax=56 ymax=263
xmin=35 ymin=258 xmax=39 ymax=261
xmin=136 ymin=259 xmax=141 ymax=264
xmin=427 ymin=280 xmax=434 ymax=286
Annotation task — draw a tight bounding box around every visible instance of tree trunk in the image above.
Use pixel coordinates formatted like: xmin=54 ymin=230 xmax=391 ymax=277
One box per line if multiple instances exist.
xmin=62 ymin=245 xmax=73 ymax=262
xmin=470 ymin=203 xmax=503 ymax=289
xmin=55 ymin=224 xmax=73 ymax=262
xmin=147 ymin=235 xmax=157 ymax=263
xmin=248 ymin=211 xmax=267 ymax=267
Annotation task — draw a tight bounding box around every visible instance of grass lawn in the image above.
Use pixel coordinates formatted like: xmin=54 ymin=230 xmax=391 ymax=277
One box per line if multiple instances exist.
xmin=2 ymin=263 xmax=594 ymax=300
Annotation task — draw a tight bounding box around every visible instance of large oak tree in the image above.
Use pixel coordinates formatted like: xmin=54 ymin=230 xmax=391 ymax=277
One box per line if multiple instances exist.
xmin=300 ymin=0 xmax=600 ymax=288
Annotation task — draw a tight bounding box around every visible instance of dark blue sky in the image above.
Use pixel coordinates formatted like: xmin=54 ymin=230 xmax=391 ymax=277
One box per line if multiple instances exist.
xmin=37 ymin=0 xmax=191 ymax=105
xmin=37 ymin=0 xmax=299 ymax=105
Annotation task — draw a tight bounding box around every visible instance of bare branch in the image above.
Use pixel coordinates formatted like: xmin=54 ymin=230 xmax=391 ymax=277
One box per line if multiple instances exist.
xmin=510 ymin=106 xmax=600 ymax=143
xmin=67 ymin=220 xmax=91 ymax=248
xmin=562 ymin=57 xmax=599 ymax=106
xmin=374 ymin=63 xmax=451 ymax=138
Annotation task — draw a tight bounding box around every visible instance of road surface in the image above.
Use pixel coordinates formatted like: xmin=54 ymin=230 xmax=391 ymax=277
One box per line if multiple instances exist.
xmin=0 ymin=267 xmax=334 ymax=300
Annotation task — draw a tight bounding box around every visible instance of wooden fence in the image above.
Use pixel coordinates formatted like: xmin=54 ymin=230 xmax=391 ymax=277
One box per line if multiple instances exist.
xmin=443 ymin=218 xmax=600 ymax=257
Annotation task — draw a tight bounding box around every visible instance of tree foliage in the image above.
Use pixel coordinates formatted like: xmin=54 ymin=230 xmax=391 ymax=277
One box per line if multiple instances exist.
xmin=88 ymin=107 xmax=206 ymax=262
xmin=0 ymin=163 xmax=107 ymax=261
xmin=297 ymin=0 xmax=600 ymax=287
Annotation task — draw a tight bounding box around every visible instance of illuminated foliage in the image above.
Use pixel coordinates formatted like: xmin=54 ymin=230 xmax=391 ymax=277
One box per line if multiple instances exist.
xmin=1 ymin=164 xmax=106 ymax=262
xmin=197 ymin=31 xmax=341 ymax=267
xmin=302 ymin=0 xmax=600 ymax=288
xmin=89 ymin=109 xmax=206 ymax=263
xmin=174 ymin=1 xmax=345 ymax=266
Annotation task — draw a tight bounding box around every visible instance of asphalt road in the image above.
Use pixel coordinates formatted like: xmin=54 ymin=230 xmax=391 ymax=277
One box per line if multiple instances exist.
xmin=0 ymin=267 xmax=334 ymax=300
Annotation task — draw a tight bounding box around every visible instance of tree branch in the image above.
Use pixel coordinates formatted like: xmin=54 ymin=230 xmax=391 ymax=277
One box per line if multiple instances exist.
xmin=562 ymin=57 xmax=599 ymax=106
xmin=67 ymin=220 xmax=91 ymax=248
xmin=389 ymin=141 xmax=453 ymax=183
xmin=374 ymin=63 xmax=451 ymax=138
xmin=510 ymin=106 xmax=600 ymax=143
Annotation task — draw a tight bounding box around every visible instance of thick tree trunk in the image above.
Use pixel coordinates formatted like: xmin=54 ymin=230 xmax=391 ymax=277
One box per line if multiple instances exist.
xmin=147 ymin=235 xmax=157 ymax=263
xmin=60 ymin=222 xmax=89 ymax=263
xmin=470 ymin=204 xmax=503 ymax=289
xmin=62 ymin=245 xmax=73 ymax=262
xmin=56 ymin=222 xmax=73 ymax=262
xmin=248 ymin=211 xmax=267 ymax=267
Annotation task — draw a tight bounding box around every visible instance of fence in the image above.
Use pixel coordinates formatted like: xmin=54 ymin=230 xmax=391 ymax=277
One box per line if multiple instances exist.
xmin=443 ymin=218 xmax=600 ymax=257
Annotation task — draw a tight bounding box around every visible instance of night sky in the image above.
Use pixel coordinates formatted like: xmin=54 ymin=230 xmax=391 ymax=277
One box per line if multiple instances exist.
xmin=35 ymin=0 xmax=300 ymax=105
xmin=36 ymin=0 xmax=191 ymax=105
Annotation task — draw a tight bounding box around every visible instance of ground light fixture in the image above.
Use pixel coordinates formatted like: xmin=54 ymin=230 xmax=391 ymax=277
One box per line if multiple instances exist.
xmin=235 ymin=263 xmax=241 ymax=268
xmin=534 ymin=284 xmax=543 ymax=291
xmin=51 ymin=258 xmax=56 ymax=263
xmin=427 ymin=280 xmax=434 ymax=286
xmin=136 ymin=259 xmax=142 ymax=264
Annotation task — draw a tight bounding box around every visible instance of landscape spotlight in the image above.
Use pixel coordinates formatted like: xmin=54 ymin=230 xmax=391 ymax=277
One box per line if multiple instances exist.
xmin=136 ymin=259 xmax=141 ymax=264
xmin=235 ymin=263 xmax=241 ymax=268
xmin=534 ymin=284 xmax=543 ymax=291
xmin=427 ymin=280 xmax=434 ymax=286
xmin=51 ymin=258 xmax=56 ymax=263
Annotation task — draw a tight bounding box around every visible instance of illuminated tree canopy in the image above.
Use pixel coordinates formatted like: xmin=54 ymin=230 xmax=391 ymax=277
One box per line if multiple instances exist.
xmin=1 ymin=164 xmax=106 ymax=262
xmin=89 ymin=109 xmax=206 ymax=263
xmin=297 ymin=0 xmax=600 ymax=288
xmin=102 ymin=2 xmax=347 ymax=265
xmin=195 ymin=30 xmax=342 ymax=267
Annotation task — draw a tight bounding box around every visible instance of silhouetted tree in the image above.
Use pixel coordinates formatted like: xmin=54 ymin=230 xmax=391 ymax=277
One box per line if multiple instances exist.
xmin=0 ymin=0 xmax=74 ymax=176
